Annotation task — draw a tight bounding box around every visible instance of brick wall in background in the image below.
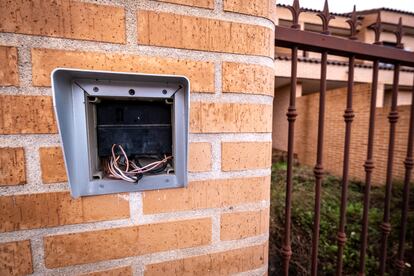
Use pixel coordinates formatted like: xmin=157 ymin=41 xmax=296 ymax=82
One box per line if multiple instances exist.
xmin=0 ymin=0 xmax=275 ymax=275
xmin=290 ymin=84 xmax=409 ymax=185
xmin=271 ymin=85 xmax=290 ymax=150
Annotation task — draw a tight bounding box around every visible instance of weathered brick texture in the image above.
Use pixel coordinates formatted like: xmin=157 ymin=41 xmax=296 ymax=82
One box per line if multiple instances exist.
xmin=80 ymin=266 xmax=133 ymax=276
xmin=188 ymin=142 xmax=212 ymax=172
xmin=0 ymin=240 xmax=33 ymax=276
xmin=145 ymin=243 xmax=268 ymax=275
xmin=291 ymin=84 xmax=411 ymax=185
xmin=137 ymin=10 xmax=274 ymax=57
xmin=39 ymin=147 xmax=67 ymax=184
xmin=0 ymin=147 xmax=26 ymax=186
xmin=0 ymin=0 xmax=125 ymax=43
xmin=220 ymin=208 xmax=269 ymax=240
xmin=155 ymin=0 xmax=214 ymax=9
xmin=0 ymin=95 xmax=57 ymax=134
xmin=142 ymin=176 xmax=270 ymax=214
xmin=223 ymin=0 xmax=276 ymax=21
xmin=31 ymin=48 xmax=214 ymax=93
xmin=44 ymin=218 xmax=211 ymax=268
xmin=0 ymin=0 xmax=274 ymax=274
xmin=190 ymin=102 xmax=273 ymax=133
xmin=0 ymin=46 xmax=19 ymax=86
xmin=0 ymin=192 xmax=130 ymax=233
xmin=222 ymin=62 xmax=274 ymax=96
xmin=221 ymin=141 xmax=272 ymax=171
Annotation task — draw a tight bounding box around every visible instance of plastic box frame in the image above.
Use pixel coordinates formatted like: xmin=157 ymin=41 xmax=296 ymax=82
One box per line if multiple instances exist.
xmin=51 ymin=68 xmax=189 ymax=197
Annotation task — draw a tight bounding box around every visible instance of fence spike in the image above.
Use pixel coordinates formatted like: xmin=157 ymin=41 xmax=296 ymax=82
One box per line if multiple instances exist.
xmin=346 ymin=5 xmax=361 ymax=40
xmin=287 ymin=0 xmax=302 ymax=29
xmin=395 ymin=17 xmax=404 ymax=48
xmin=372 ymin=11 xmax=383 ymax=44
xmin=317 ymin=0 xmax=335 ymax=35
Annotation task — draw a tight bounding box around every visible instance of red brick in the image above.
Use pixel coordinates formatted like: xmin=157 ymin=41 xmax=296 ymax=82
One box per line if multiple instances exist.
xmin=39 ymin=147 xmax=67 ymax=184
xmin=80 ymin=266 xmax=133 ymax=276
xmin=0 ymin=0 xmax=125 ymax=43
xmin=220 ymin=208 xmax=269 ymax=240
xmin=44 ymin=218 xmax=211 ymax=268
xmin=222 ymin=62 xmax=274 ymax=96
xmin=142 ymin=176 xmax=270 ymax=214
xmin=137 ymin=10 xmax=273 ymax=57
xmin=155 ymin=0 xmax=214 ymax=9
xmin=223 ymin=0 xmax=276 ymax=21
xmin=31 ymin=48 xmax=214 ymax=93
xmin=0 ymin=192 xmax=130 ymax=233
xmin=145 ymin=243 xmax=268 ymax=275
xmin=0 ymin=95 xmax=57 ymax=134
xmin=0 ymin=240 xmax=33 ymax=276
xmin=0 ymin=46 xmax=19 ymax=86
xmin=221 ymin=141 xmax=272 ymax=171
xmin=0 ymin=147 xmax=26 ymax=186
xmin=189 ymin=142 xmax=212 ymax=172
xmin=190 ymin=102 xmax=273 ymax=133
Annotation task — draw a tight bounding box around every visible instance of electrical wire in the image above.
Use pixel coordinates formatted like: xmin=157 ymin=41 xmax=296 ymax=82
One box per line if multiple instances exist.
xmin=135 ymin=156 xmax=169 ymax=174
xmin=106 ymin=144 xmax=172 ymax=183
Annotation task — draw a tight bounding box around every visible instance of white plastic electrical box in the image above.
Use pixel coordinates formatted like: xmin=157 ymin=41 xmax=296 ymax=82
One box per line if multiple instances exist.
xmin=52 ymin=68 xmax=189 ymax=197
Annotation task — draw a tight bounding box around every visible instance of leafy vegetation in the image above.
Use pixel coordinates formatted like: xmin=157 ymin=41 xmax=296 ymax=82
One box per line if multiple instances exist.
xmin=269 ymin=162 xmax=414 ymax=275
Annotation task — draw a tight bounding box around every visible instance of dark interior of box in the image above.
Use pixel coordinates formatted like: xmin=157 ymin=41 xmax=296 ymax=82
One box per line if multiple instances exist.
xmin=88 ymin=97 xmax=174 ymax=181
xmin=95 ymin=98 xmax=173 ymax=157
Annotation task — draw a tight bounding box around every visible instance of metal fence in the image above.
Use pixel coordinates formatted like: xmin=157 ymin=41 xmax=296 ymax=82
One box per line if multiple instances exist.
xmin=275 ymin=1 xmax=414 ymax=275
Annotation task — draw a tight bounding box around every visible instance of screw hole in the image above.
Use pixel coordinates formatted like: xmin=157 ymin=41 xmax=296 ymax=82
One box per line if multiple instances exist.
xmin=162 ymin=89 xmax=167 ymax=95
xmin=93 ymin=87 xmax=99 ymax=92
xmin=129 ymin=89 xmax=135 ymax=95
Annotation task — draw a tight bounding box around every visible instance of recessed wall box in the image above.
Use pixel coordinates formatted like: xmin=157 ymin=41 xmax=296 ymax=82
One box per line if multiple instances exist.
xmin=52 ymin=69 xmax=189 ymax=197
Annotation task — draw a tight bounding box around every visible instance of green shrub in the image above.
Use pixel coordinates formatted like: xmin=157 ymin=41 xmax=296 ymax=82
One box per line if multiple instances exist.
xmin=269 ymin=162 xmax=414 ymax=275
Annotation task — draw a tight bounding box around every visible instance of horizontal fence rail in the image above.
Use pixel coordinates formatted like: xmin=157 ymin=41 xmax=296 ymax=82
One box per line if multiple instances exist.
xmin=274 ymin=26 xmax=414 ymax=67
xmin=275 ymin=0 xmax=414 ymax=275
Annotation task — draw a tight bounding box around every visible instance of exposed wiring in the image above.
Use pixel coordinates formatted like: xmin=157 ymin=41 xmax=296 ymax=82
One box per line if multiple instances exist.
xmin=135 ymin=157 xmax=169 ymax=174
xmin=106 ymin=144 xmax=172 ymax=183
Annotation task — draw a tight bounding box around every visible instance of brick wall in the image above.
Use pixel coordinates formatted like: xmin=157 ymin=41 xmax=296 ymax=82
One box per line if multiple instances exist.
xmin=279 ymin=84 xmax=410 ymax=185
xmin=0 ymin=0 xmax=275 ymax=275
xmin=272 ymin=85 xmax=290 ymax=150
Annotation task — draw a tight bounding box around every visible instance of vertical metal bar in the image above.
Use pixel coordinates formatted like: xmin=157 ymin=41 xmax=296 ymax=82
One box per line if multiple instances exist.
xmin=379 ymin=63 xmax=400 ymax=275
xmin=395 ymin=77 xmax=414 ymax=276
xmin=412 ymin=235 xmax=414 ymax=275
xmin=310 ymin=51 xmax=328 ymax=276
xmin=282 ymin=46 xmax=299 ymax=276
xmin=358 ymin=60 xmax=379 ymax=276
xmin=335 ymin=55 xmax=355 ymax=276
